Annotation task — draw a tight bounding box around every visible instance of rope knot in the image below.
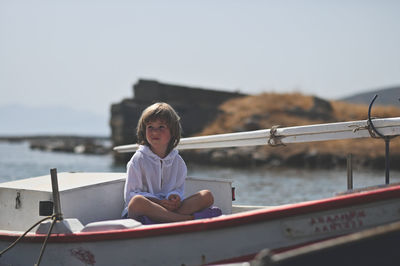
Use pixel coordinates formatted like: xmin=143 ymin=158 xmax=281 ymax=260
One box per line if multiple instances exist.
xmin=268 ymin=125 xmax=285 ymax=147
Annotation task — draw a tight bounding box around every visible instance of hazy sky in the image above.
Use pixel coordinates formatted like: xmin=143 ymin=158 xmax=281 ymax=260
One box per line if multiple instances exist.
xmin=1 ymin=0 xmax=400 ymax=118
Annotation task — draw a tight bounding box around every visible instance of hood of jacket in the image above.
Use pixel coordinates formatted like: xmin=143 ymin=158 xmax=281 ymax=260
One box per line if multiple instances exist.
xmin=137 ymin=145 xmax=178 ymax=167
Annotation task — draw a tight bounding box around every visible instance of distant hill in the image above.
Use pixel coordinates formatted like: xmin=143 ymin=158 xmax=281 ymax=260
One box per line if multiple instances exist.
xmin=340 ymin=86 xmax=400 ymax=107
xmin=181 ymin=92 xmax=400 ymax=170
xmin=0 ymin=104 xmax=109 ymax=136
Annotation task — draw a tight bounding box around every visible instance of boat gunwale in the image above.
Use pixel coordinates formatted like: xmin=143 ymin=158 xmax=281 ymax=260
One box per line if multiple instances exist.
xmin=1 ymin=183 xmax=400 ymax=243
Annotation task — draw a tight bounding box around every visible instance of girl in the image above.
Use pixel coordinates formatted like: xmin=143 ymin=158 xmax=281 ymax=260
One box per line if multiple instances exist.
xmin=122 ymin=102 xmax=221 ymax=224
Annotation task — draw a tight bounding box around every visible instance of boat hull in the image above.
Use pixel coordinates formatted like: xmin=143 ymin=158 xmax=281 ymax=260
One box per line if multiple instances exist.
xmin=1 ymin=185 xmax=400 ymax=265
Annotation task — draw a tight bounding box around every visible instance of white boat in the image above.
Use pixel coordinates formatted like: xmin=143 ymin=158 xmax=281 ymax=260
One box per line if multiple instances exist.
xmin=1 ymin=117 xmax=400 ymax=266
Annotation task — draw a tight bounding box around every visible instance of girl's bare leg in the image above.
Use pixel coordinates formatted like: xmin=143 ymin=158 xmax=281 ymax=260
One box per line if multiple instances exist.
xmin=128 ymin=195 xmax=192 ymax=222
xmin=176 ymin=190 xmax=214 ymax=215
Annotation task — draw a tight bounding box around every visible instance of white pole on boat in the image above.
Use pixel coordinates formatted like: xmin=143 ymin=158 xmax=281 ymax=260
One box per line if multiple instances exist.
xmin=113 ymin=117 xmax=400 ymax=153
xmin=50 ymin=168 xmax=63 ymax=220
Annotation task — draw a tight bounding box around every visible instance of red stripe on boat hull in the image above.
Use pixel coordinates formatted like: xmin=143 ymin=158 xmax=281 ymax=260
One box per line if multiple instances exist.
xmin=1 ymin=184 xmax=400 ymax=243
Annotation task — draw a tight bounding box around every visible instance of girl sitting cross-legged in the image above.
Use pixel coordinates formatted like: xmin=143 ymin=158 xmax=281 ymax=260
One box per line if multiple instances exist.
xmin=122 ymin=102 xmax=221 ymax=224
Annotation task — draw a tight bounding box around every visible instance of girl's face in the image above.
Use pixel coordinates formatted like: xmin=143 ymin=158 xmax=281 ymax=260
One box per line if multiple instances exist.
xmin=145 ymin=119 xmax=171 ymax=157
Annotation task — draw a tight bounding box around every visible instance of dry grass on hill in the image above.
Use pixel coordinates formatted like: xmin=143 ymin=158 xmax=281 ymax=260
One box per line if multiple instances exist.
xmin=202 ymin=93 xmax=316 ymax=135
xmin=200 ymin=92 xmax=400 ymax=160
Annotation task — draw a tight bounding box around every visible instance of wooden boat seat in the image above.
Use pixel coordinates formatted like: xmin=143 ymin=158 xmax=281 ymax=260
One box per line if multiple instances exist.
xmin=81 ymin=219 xmax=142 ymax=232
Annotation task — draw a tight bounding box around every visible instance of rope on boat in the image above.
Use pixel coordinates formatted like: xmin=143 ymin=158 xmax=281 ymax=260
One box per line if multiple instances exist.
xmin=0 ymin=214 xmax=59 ymax=266
xmin=351 ymin=120 xmax=381 ymax=138
xmin=35 ymin=216 xmax=58 ymax=266
xmin=0 ymin=215 xmax=54 ymax=257
xmin=267 ymin=125 xmax=285 ymax=147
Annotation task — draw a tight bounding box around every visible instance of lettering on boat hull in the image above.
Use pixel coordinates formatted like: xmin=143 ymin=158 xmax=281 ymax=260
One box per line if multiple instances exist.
xmin=281 ymin=201 xmax=400 ymax=238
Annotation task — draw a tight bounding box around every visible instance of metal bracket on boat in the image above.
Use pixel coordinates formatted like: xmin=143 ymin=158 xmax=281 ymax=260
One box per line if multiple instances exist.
xmin=15 ymin=192 xmax=21 ymax=209
xmin=367 ymin=94 xmax=396 ymax=184
xmin=268 ymin=125 xmax=285 ymax=147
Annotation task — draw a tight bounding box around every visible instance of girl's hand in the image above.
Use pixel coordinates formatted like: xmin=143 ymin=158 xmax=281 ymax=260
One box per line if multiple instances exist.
xmin=168 ymin=194 xmax=181 ymax=203
xmin=160 ymin=194 xmax=181 ymax=211
xmin=160 ymin=199 xmax=175 ymax=211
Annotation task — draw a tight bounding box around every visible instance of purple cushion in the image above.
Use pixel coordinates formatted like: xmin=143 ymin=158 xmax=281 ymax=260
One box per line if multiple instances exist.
xmin=193 ymin=206 xmax=222 ymax=220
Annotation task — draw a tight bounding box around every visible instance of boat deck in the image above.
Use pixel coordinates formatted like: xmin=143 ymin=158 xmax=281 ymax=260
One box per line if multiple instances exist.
xmin=0 ymin=172 xmax=234 ymax=232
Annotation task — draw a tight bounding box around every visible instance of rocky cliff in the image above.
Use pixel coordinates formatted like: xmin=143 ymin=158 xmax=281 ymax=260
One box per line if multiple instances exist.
xmin=111 ymin=81 xmax=400 ymax=170
xmin=110 ymin=79 xmax=246 ymax=163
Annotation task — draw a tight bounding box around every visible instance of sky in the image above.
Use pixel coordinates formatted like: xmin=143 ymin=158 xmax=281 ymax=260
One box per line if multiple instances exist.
xmin=1 ymin=0 xmax=400 ymax=120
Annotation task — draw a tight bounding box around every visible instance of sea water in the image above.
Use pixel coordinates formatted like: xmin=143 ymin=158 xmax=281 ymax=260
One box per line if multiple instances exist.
xmin=1 ymin=141 xmax=399 ymax=206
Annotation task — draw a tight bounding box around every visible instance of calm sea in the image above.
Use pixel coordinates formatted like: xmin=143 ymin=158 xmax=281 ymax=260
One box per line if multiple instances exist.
xmin=1 ymin=141 xmax=399 ymax=206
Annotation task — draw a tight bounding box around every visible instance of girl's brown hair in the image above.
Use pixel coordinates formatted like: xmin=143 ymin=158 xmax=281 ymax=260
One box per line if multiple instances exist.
xmin=136 ymin=102 xmax=182 ymax=154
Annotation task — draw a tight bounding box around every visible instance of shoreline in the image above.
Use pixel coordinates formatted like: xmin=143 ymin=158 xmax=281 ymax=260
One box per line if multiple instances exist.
xmin=1 ymin=135 xmax=399 ymax=171
xmin=0 ymin=135 xmax=109 ymax=141
xmin=0 ymin=135 xmax=111 ymax=155
xmin=180 ymin=147 xmax=400 ymax=171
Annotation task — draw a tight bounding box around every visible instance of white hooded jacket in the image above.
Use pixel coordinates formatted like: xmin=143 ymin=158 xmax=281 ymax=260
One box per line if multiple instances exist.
xmin=122 ymin=145 xmax=187 ymax=217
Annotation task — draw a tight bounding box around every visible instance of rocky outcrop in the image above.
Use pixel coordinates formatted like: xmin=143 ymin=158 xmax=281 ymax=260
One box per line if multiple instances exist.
xmin=3 ymin=136 xmax=111 ymax=155
xmin=179 ymin=92 xmax=400 ymax=171
xmin=110 ymin=82 xmax=400 ymax=170
xmin=29 ymin=138 xmax=110 ymax=154
xmin=181 ymin=144 xmax=400 ymax=170
xmin=110 ymin=79 xmax=246 ymax=163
